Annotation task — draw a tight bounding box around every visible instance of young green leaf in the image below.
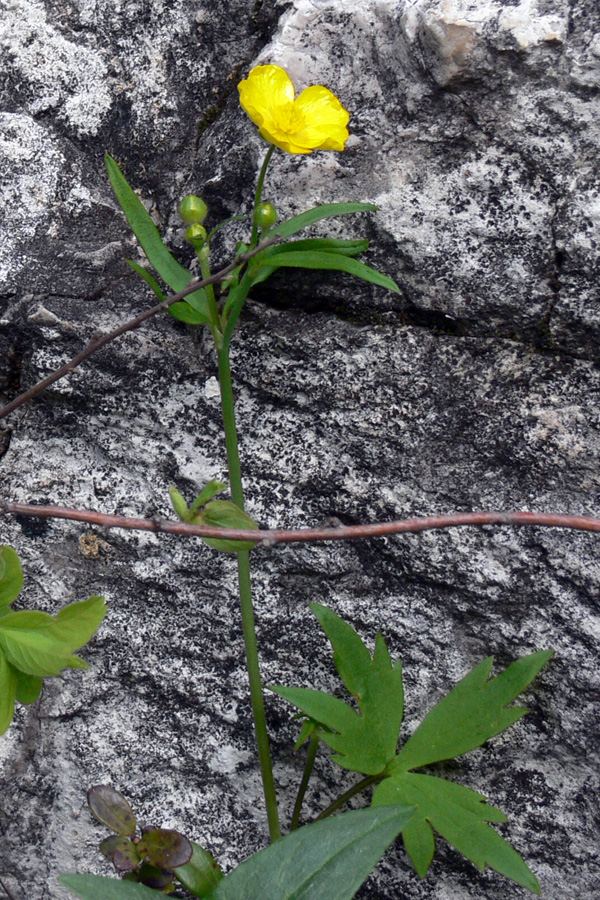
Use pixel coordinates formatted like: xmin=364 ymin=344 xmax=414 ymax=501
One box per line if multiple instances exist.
xmin=373 ymin=773 xmax=540 ymax=894
xmin=169 ymin=487 xmax=191 ymax=522
xmin=105 ymin=153 xmax=210 ymax=322
xmin=250 ymin=250 xmax=400 ymax=294
xmin=51 ymin=596 xmax=107 ymax=652
xmin=189 ymin=481 xmax=227 ymax=516
xmin=273 ymin=611 xmax=404 ymax=775
xmin=168 ymin=301 xmax=209 ymax=325
xmin=271 ymin=202 xmax=377 ymax=240
xmin=59 ymin=876 xmax=159 ymax=899
xmin=200 ymin=500 xmax=259 ymax=553
xmin=174 ymin=841 xmax=222 ymax=898
xmin=389 ymin=650 xmax=554 ymax=774
xmin=0 ymin=545 xmax=23 ymax=608
xmin=0 ymin=649 xmax=17 ymax=734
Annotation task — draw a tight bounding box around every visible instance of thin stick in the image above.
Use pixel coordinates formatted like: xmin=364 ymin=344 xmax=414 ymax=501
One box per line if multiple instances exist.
xmin=0 ymin=237 xmax=279 ymax=422
xmin=1 ymin=501 xmax=599 ymax=543
xmin=290 ymin=734 xmax=320 ymax=831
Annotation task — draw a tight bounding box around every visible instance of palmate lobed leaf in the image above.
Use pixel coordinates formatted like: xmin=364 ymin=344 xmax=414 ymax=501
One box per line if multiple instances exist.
xmin=373 ymin=773 xmax=540 ymax=894
xmin=389 ymin=650 xmax=554 ymax=773
xmin=273 ymin=606 xmax=404 ymax=775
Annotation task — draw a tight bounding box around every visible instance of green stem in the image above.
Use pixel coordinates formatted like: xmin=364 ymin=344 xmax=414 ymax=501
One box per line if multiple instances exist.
xmin=250 ymin=144 xmax=276 ymax=248
xmin=314 ymin=774 xmax=382 ymax=822
xmin=216 ymin=343 xmax=281 ymax=842
xmin=290 ymin=734 xmax=320 ymax=831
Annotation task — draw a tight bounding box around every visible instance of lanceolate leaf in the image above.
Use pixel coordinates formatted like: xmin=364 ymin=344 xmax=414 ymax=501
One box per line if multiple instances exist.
xmin=105 ymin=153 xmax=210 ymax=323
xmin=252 ymin=250 xmax=399 ymax=294
xmin=126 ymin=260 xmax=166 ymax=302
xmin=0 ymin=545 xmax=23 ymax=608
xmin=389 ymin=650 xmax=554 ymax=774
xmin=0 ymin=649 xmax=17 ymax=734
xmin=174 ymin=841 xmax=223 ymax=898
xmin=373 ymin=773 xmax=540 ymax=894
xmin=261 ymin=238 xmax=370 ymax=259
xmin=61 ymin=806 xmax=414 ymax=900
xmin=271 ymin=202 xmax=377 ymax=240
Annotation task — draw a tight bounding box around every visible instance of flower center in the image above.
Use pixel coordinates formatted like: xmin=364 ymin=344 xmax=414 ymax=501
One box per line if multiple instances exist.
xmin=272 ymin=101 xmax=307 ymax=135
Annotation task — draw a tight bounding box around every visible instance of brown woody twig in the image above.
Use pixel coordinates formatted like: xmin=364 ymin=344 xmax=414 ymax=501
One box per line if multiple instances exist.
xmin=1 ymin=500 xmax=598 ymax=544
xmin=0 ymin=237 xmax=279 ymax=422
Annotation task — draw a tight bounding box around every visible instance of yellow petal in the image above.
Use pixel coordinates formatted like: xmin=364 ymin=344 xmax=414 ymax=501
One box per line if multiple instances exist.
xmin=238 ymin=65 xmax=295 ymax=130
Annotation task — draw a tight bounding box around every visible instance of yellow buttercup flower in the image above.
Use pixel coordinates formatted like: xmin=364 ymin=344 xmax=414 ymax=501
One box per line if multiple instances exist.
xmin=238 ymin=65 xmax=350 ymax=155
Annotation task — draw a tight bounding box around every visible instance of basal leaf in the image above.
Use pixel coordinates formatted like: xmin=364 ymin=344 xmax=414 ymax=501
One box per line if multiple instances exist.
xmin=59 ymin=875 xmax=159 ymax=899
xmin=260 ymin=238 xmax=370 ymax=260
xmin=168 ymin=301 xmax=209 ymax=325
xmin=105 ymin=153 xmax=210 ymax=322
xmin=254 ymin=250 xmax=400 ymax=294
xmin=205 ymin=804 xmax=414 ymax=900
xmin=61 ymin=806 xmax=414 ymax=900
xmin=87 ymin=785 xmax=136 ymax=836
xmin=390 ymin=651 xmax=554 ymax=774
xmin=174 ymin=841 xmax=222 ymax=898
xmin=0 ymin=545 xmax=23 ymax=608
xmin=273 ymin=611 xmax=404 ymax=775
xmin=0 ymin=648 xmax=17 ymax=735
xmin=271 ymin=203 xmax=377 ymax=240
xmin=138 ymin=827 xmax=192 ymax=869
xmin=373 ymin=773 xmax=540 ymax=894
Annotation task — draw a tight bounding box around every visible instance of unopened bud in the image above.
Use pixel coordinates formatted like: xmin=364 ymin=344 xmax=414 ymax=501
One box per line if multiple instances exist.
xmin=254 ymin=202 xmax=278 ymax=229
xmin=179 ymin=195 xmax=208 ymax=225
xmin=185 ymin=224 xmax=207 ymax=247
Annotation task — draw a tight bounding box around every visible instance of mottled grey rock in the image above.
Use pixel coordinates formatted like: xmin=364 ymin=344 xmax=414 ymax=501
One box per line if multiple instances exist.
xmin=0 ymin=2 xmax=599 ymax=900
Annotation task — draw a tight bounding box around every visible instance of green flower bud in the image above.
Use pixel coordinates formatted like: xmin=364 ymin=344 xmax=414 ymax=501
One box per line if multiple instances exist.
xmin=254 ymin=202 xmax=278 ymax=229
xmin=179 ymin=195 xmax=208 ymax=224
xmin=185 ymin=224 xmax=207 ymax=247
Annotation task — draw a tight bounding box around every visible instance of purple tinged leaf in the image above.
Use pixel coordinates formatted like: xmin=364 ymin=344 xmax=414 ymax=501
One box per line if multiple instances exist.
xmin=87 ymin=786 xmax=136 ymax=836
xmin=138 ymin=828 xmax=192 ymax=870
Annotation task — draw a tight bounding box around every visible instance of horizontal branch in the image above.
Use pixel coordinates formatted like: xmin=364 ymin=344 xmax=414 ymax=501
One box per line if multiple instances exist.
xmin=1 ymin=500 xmax=598 ymax=545
xmin=0 ymin=236 xmax=278 ymax=421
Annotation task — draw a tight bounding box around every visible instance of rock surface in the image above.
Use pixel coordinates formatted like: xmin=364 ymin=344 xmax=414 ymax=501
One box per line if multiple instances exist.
xmin=0 ymin=2 xmax=599 ymax=900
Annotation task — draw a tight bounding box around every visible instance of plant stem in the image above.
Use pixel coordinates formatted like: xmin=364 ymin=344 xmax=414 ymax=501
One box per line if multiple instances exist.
xmin=250 ymin=144 xmax=276 ymax=248
xmin=290 ymin=734 xmax=320 ymax=831
xmin=216 ymin=343 xmax=281 ymax=842
xmin=314 ymin=774 xmax=382 ymax=822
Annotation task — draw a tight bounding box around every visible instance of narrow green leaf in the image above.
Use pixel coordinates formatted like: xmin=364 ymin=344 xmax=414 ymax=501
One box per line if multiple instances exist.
xmin=105 ymin=153 xmax=210 ymax=320
xmin=174 ymin=841 xmax=222 ymax=898
xmin=252 ymin=250 xmax=400 ymax=294
xmin=59 ymin=875 xmax=159 ymax=899
xmin=309 ymin=603 xmax=372 ymax=698
xmin=373 ymin=773 xmax=540 ymax=894
xmin=271 ymin=203 xmax=377 ymax=240
xmin=0 ymin=546 xmax=23 ymax=608
xmin=0 ymin=649 xmax=17 ymax=734
xmin=261 ymin=238 xmax=370 ymax=259
xmin=14 ymin=668 xmax=43 ymax=705
xmin=168 ymin=301 xmax=209 ymax=325
xmin=205 ymin=805 xmax=414 ymax=900
xmin=126 ymin=260 xmax=166 ymax=301
xmin=391 ymin=651 xmax=554 ymax=773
